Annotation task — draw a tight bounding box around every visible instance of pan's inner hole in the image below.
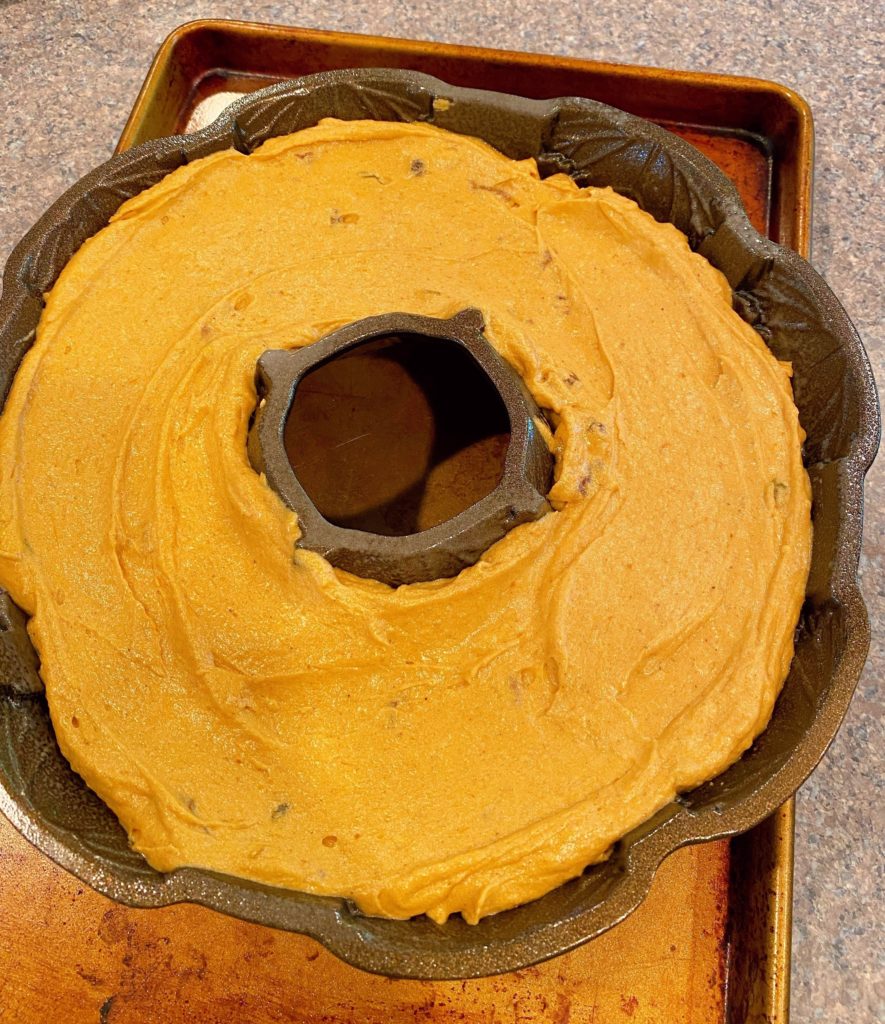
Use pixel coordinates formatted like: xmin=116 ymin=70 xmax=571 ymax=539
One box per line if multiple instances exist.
xmin=284 ymin=333 xmax=511 ymax=536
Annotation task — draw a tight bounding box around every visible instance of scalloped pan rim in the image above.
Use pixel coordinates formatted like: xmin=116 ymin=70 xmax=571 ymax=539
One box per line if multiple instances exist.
xmin=0 ymin=69 xmax=878 ymax=980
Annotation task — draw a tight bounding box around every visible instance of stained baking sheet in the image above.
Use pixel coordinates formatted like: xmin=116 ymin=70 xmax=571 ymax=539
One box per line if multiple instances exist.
xmin=0 ymin=21 xmax=811 ymax=1023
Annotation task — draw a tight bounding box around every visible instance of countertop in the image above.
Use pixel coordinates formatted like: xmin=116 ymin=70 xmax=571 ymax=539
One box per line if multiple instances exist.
xmin=0 ymin=2 xmax=881 ymax=1022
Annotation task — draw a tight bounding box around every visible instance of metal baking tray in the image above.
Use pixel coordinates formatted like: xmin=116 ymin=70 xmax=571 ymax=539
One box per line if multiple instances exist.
xmin=0 ymin=20 xmax=819 ymax=1022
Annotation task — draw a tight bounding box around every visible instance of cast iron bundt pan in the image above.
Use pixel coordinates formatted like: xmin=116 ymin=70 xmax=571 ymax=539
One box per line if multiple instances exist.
xmin=0 ymin=70 xmax=878 ymax=979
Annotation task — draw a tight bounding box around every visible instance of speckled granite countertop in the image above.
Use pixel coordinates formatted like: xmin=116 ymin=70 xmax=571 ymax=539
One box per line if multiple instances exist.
xmin=0 ymin=2 xmax=881 ymax=1021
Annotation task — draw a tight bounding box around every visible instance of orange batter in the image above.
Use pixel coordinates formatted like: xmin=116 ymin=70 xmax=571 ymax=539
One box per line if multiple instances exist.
xmin=0 ymin=120 xmax=811 ymax=922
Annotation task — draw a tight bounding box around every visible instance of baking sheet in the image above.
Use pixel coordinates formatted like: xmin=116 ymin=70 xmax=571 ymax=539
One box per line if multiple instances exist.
xmin=0 ymin=21 xmax=812 ymax=1023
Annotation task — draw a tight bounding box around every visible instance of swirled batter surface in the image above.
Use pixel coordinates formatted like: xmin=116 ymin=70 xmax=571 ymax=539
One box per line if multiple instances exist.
xmin=0 ymin=120 xmax=811 ymax=922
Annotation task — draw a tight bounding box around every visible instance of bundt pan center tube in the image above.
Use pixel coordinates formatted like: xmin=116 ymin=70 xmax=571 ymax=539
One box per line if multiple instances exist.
xmin=248 ymin=308 xmax=553 ymax=587
xmin=0 ymin=68 xmax=878 ymax=979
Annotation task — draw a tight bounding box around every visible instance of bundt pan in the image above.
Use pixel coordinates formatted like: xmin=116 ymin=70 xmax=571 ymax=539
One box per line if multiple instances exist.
xmin=0 ymin=69 xmax=878 ymax=979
